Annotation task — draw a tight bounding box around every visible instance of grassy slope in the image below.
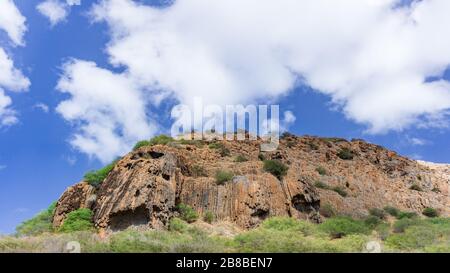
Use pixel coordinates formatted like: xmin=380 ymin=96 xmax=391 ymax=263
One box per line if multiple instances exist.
xmin=1 ymin=216 xmax=449 ymax=253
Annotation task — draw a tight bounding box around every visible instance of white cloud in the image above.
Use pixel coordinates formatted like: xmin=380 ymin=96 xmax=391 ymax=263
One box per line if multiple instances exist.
xmin=0 ymin=48 xmax=30 ymax=92
xmin=37 ymin=0 xmax=81 ymax=26
xmin=0 ymin=0 xmax=27 ymax=46
xmin=58 ymin=0 xmax=450 ymax=161
xmin=0 ymin=1 xmax=29 ymax=128
xmin=89 ymin=0 xmax=450 ymax=134
xmin=283 ymin=111 xmax=296 ymax=125
xmin=406 ymin=136 xmax=429 ymax=146
xmin=56 ymin=59 xmax=155 ymax=163
xmin=0 ymin=89 xmax=18 ymax=126
xmin=37 ymin=0 xmax=68 ymax=26
xmin=33 ymin=103 xmax=50 ymax=113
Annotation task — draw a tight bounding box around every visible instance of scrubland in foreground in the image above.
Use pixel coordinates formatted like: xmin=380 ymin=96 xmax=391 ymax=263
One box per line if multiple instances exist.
xmin=2 ymin=215 xmax=449 ymax=253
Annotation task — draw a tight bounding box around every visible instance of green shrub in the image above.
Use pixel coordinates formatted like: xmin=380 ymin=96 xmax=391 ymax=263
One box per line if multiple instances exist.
xmin=263 ymin=160 xmax=288 ymax=180
xmin=149 ymin=135 xmax=174 ymax=146
xmin=422 ymin=208 xmax=439 ymax=218
xmin=337 ymin=148 xmax=354 ymax=160
xmin=203 ymin=211 xmax=215 ymax=224
xmin=364 ymin=215 xmax=383 ymax=229
xmin=191 ymin=165 xmax=208 ymax=178
xmin=133 ymin=140 xmax=151 ymax=150
xmin=208 ymin=142 xmax=230 ymax=157
xmin=386 ymin=225 xmax=443 ymax=250
xmin=332 ymin=186 xmax=348 ymax=197
xmin=260 ymin=217 xmax=316 ymax=236
xmin=397 ymin=211 xmax=418 ymax=220
xmin=215 ymin=170 xmax=234 ymax=185
xmin=16 ymin=202 xmax=57 ymax=236
xmin=383 ymin=206 xmax=400 ymax=217
xmin=409 ymin=183 xmax=423 ymax=191
xmin=319 ymin=217 xmax=370 ymax=238
xmin=308 ymin=142 xmax=319 ymax=150
xmin=234 ymin=217 xmax=368 ymax=253
xmin=84 ymin=160 xmax=117 ymax=187
xmin=234 ymin=155 xmax=248 ymax=162
xmin=258 ymin=153 xmax=265 ymax=161
xmin=393 ymin=218 xmax=419 ymax=233
xmin=369 ymin=208 xmax=386 ymax=220
xmin=177 ymin=204 xmax=198 ymax=223
xmin=178 ymin=139 xmax=204 ymax=147
xmin=319 ymin=203 xmax=336 ymax=218
xmin=314 ymin=181 xmax=331 ymax=190
xmin=169 ymin=218 xmax=188 ymax=232
xmin=315 ymin=166 xmax=327 ymax=175
xmin=59 ymin=208 xmax=94 ymax=233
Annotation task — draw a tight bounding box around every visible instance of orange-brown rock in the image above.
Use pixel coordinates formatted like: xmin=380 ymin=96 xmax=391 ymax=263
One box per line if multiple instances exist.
xmin=52 ymin=182 xmax=96 ymax=228
xmin=52 ymin=135 xmax=450 ymax=230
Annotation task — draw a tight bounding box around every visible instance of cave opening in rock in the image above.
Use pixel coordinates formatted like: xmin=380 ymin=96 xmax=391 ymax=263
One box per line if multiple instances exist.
xmin=109 ymin=205 xmax=150 ymax=231
xmin=291 ymin=194 xmax=320 ymax=213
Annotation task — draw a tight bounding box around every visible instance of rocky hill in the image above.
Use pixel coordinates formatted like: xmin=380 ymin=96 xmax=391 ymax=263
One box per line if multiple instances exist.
xmin=52 ymin=134 xmax=449 ymax=232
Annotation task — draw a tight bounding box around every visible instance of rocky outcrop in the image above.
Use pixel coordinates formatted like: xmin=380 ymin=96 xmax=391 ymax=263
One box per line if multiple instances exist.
xmin=52 ymin=135 xmax=450 ymax=230
xmin=52 ymin=182 xmax=96 ymax=228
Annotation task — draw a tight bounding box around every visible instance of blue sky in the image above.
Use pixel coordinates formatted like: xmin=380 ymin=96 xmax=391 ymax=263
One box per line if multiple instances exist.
xmin=0 ymin=0 xmax=449 ymax=234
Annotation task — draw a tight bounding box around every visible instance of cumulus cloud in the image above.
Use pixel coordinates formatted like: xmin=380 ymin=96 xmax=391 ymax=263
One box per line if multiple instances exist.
xmin=56 ymin=60 xmax=155 ymax=163
xmin=0 ymin=0 xmax=27 ymax=46
xmin=90 ymin=0 xmax=450 ymax=132
xmin=37 ymin=0 xmax=81 ymax=26
xmin=58 ymin=0 xmax=450 ymax=161
xmin=0 ymin=1 xmax=29 ymax=127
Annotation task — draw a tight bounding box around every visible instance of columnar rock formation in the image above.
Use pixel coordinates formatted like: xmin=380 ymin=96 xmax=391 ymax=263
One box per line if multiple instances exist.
xmin=52 ymin=135 xmax=450 ymax=231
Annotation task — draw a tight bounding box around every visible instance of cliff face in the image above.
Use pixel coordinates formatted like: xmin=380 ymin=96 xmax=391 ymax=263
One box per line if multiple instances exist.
xmin=52 ymin=135 xmax=449 ymax=231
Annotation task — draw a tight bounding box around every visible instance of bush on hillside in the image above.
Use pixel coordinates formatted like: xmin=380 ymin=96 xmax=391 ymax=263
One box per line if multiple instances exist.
xmin=234 ymin=155 xmax=248 ymax=162
xmin=203 ymin=211 xmax=215 ymax=224
xmin=422 ymin=208 xmax=439 ymax=218
xmin=337 ymin=148 xmax=354 ymax=160
xmin=16 ymin=202 xmax=57 ymax=236
xmin=315 ymin=166 xmax=327 ymax=175
xmin=84 ymin=160 xmax=117 ymax=187
xmin=369 ymin=208 xmax=386 ymax=220
xmin=177 ymin=204 xmax=198 ymax=223
xmin=191 ymin=165 xmax=208 ymax=178
xmin=59 ymin=208 xmax=94 ymax=233
xmin=263 ymin=160 xmax=289 ymax=180
xmin=215 ymin=170 xmax=234 ymax=185
xmin=383 ymin=206 xmax=400 ymax=217
xmin=319 ymin=217 xmax=370 ymax=238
